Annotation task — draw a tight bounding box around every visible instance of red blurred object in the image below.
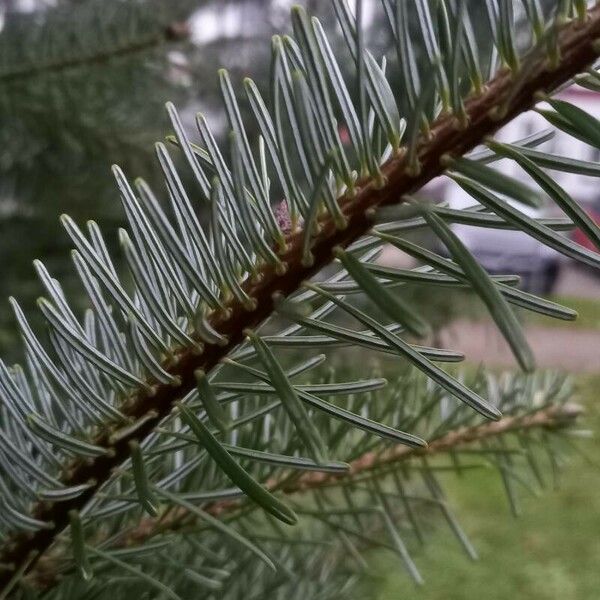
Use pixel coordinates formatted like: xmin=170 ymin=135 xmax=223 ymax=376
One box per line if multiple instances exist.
xmin=571 ymin=205 xmax=600 ymax=253
xmin=338 ymin=124 xmax=351 ymax=145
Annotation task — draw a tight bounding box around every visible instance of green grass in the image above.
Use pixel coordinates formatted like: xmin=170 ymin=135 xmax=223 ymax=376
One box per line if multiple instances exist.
xmin=396 ymin=285 xmax=600 ymax=331
xmin=525 ymin=295 xmax=600 ymax=330
xmin=364 ymin=375 xmax=600 ymax=600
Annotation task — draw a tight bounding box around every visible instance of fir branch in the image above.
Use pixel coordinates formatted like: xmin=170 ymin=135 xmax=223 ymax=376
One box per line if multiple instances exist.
xmin=0 ymin=22 xmax=190 ymax=85
xmin=119 ymin=401 xmax=586 ymax=530
xmin=0 ymin=5 xmax=599 ymax=591
xmin=28 ymin=400 xmax=582 ymax=590
xmin=1 ymin=3 xmax=600 ymax=594
xmin=284 ymin=401 xmax=583 ymax=494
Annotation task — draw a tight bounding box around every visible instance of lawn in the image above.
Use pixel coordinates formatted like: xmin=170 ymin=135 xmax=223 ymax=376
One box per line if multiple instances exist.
xmin=394 ymin=285 xmax=600 ymax=332
xmin=364 ymin=375 xmax=600 ymax=600
xmin=526 ymin=295 xmax=600 ymax=330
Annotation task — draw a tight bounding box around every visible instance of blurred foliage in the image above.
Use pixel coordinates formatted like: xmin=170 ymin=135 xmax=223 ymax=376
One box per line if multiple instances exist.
xmin=525 ymin=293 xmax=600 ymax=330
xmin=0 ymin=0 xmax=198 ymax=215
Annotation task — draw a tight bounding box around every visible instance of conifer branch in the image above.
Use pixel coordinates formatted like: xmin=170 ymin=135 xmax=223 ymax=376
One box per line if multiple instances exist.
xmin=28 ymin=401 xmax=582 ymax=590
xmin=284 ymin=401 xmax=583 ymax=493
xmin=0 ymin=23 xmax=189 ymax=85
xmin=1 ymin=3 xmax=600 ymax=593
xmin=122 ymin=401 xmax=586 ymax=532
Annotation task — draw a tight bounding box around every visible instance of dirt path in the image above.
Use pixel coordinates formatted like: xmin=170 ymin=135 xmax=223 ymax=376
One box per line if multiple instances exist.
xmin=438 ymin=320 xmax=600 ymax=373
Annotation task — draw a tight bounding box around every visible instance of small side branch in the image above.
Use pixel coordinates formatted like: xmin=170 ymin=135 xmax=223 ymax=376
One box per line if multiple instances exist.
xmin=282 ymin=402 xmax=583 ymax=494
xmin=29 ymin=402 xmax=581 ymax=590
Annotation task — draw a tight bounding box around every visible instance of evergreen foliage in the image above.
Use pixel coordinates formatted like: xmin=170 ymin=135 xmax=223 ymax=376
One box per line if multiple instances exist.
xmin=0 ymin=1 xmax=599 ymax=598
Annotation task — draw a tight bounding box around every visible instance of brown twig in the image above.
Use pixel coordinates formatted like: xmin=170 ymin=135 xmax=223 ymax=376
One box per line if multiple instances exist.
xmin=1 ymin=5 xmax=600 ymax=593
xmin=281 ymin=402 xmax=583 ymax=494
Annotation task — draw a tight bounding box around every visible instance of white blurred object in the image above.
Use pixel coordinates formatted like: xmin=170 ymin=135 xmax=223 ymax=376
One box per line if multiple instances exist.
xmin=443 ymin=84 xmax=600 ymax=293
xmin=445 ymin=182 xmax=560 ymax=293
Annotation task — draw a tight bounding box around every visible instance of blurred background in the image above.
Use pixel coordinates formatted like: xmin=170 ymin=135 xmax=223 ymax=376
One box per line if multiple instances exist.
xmin=0 ymin=1 xmax=598 ymax=598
